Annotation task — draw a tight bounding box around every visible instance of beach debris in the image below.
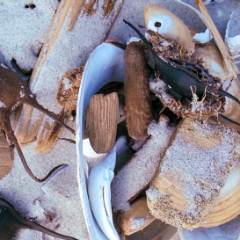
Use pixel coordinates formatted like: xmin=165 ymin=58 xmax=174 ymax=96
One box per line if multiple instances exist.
xmin=76 ymin=42 xmax=124 ymax=239
xmin=0 ymin=196 xmax=78 ymax=240
xmin=74 ymin=1 xmax=240 ymax=238
xmin=0 ymin=130 xmax=13 ymax=179
xmin=15 ymin=0 xmax=123 ymax=152
xmin=0 ymin=65 xmax=75 ymax=182
xmin=116 ymin=196 xmax=155 ymax=235
xmin=57 ymin=66 xmax=84 ymax=111
xmin=88 ymin=140 xmax=120 ymax=240
xmin=147 ymin=118 xmax=240 ymax=229
xmin=85 ymin=93 xmax=119 ymax=153
xmin=111 ymin=116 xmax=176 ymax=212
xmin=124 ymin=41 xmax=153 ymax=140
xmin=124 ymin=19 xmax=239 ymax=106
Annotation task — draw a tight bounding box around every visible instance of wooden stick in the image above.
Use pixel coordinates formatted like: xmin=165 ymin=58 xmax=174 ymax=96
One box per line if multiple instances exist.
xmin=117 ymin=197 xmax=155 ymax=235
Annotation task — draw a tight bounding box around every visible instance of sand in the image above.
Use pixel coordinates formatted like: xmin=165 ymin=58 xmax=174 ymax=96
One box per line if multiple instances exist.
xmin=0 ymin=0 xmax=240 ymax=239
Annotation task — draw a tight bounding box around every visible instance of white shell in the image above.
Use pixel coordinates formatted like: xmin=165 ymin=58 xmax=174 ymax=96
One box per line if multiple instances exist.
xmin=144 ymin=4 xmax=194 ymax=53
xmin=76 ymin=42 xmax=125 ymax=240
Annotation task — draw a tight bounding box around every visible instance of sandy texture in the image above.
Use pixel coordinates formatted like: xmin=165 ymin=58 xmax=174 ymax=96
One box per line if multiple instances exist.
xmin=0 ymin=1 xmax=240 ymax=240
xmin=0 ymin=128 xmax=89 ymax=240
xmin=111 ymin=117 xmax=175 ymax=212
xmin=0 ymin=0 xmax=59 ymax=72
xmin=147 ymin=119 xmax=240 ymax=229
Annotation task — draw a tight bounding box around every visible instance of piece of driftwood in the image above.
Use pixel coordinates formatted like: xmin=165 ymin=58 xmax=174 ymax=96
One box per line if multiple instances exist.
xmin=195 ymin=0 xmax=238 ymax=76
xmin=124 ymin=41 xmax=153 ymax=140
xmin=15 ymin=0 xmax=123 ymax=153
xmin=117 ymin=196 xmax=155 ymax=235
xmin=147 ymin=118 xmax=240 ymax=229
xmin=0 ymin=130 xmax=13 ymax=179
xmin=85 ymin=93 xmax=119 ymax=153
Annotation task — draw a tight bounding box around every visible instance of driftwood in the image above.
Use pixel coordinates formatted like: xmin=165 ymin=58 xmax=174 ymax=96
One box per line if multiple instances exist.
xmin=15 ymin=0 xmax=123 ymax=153
xmin=147 ymin=118 xmax=240 ymax=229
xmin=0 ymin=130 xmax=13 ymax=179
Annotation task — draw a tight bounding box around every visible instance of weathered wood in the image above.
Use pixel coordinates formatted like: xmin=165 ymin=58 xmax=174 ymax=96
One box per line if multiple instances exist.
xmin=111 ymin=116 xmax=176 ymax=212
xmin=0 ymin=130 xmax=13 ymax=179
xmin=85 ymin=93 xmax=118 ymax=153
xmin=15 ymin=0 xmax=123 ymax=153
xmin=57 ymin=66 xmax=84 ymax=111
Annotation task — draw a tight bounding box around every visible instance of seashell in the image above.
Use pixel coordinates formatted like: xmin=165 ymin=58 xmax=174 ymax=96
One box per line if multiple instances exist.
xmin=0 ymin=129 xmax=13 ymax=179
xmin=116 ymin=196 xmax=155 ymax=236
xmin=144 ymin=4 xmax=195 ymax=54
xmin=76 ymin=42 xmax=124 ymax=239
xmin=0 ymin=196 xmax=78 ymax=240
xmin=85 ymin=92 xmax=119 ymax=153
xmin=225 ymin=9 xmax=240 ymax=67
xmin=146 ymin=118 xmax=240 ymax=229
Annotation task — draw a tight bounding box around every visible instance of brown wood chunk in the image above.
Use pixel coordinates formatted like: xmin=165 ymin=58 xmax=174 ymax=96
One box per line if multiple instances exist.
xmin=86 ymin=92 xmax=118 ymax=153
xmin=124 ymin=41 xmax=153 ymax=140
xmin=117 ymin=197 xmax=155 ymax=235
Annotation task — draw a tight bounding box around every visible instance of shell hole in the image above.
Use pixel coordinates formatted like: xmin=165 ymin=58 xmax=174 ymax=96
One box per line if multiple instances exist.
xmin=154 ymin=22 xmax=161 ymax=28
xmin=25 ymin=3 xmax=36 ymax=9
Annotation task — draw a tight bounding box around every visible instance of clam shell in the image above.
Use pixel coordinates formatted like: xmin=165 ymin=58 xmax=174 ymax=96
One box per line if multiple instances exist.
xmin=144 ymin=4 xmax=194 ymax=53
xmin=76 ymin=42 xmax=124 ymax=239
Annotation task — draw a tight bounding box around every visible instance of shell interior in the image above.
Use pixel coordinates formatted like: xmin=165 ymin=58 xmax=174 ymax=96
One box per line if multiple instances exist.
xmin=76 ymin=42 xmax=124 ymax=239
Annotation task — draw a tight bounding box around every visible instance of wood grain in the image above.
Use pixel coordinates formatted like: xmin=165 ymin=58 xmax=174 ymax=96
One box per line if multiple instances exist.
xmin=85 ymin=93 xmax=118 ymax=153
xmin=0 ymin=130 xmax=13 ymax=179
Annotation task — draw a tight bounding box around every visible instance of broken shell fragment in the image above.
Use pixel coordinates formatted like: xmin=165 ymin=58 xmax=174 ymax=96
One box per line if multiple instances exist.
xmin=76 ymin=42 xmax=124 ymax=239
xmin=0 ymin=129 xmax=13 ymax=179
xmin=144 ymin=4 xmax=194 ymax=54
xmin=116 ymin=196 xmax=155 ymax=236
xmin=193 ymin=42 xmax=232 ymax=80
xmin=88 ymin=141 xmax=120 ymax=240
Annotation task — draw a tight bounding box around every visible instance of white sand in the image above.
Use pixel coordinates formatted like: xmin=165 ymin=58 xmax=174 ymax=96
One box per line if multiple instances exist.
xmin=0 ymin=0 xmax=240 ymax=240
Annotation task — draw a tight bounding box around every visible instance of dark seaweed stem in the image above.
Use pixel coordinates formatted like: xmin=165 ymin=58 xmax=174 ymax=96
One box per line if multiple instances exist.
xmin=1 ymin=116 xmax=67 ymax=182
xmin=122 ymin=19 xmax=240 ymax=105
xmin=0 ymin=197 xmax=78 ymax=240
